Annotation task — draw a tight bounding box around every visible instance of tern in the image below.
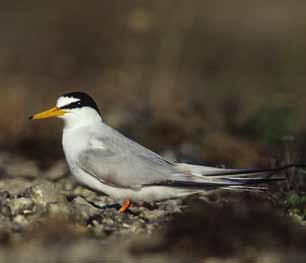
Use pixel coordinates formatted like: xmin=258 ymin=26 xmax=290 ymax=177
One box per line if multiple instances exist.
xmin=29 ymin=92 xmax=295 ymax=212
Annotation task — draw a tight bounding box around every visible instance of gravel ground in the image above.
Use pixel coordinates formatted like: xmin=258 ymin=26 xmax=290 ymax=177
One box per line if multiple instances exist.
xmin=0 ymin=152 xmax=305 ymax=263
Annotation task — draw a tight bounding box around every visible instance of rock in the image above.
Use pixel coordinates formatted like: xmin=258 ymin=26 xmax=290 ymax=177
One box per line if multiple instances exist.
xmin=25 ymin=180 xmax=66 ymax=206
xmin=13 ymin=215 xmax=29 ymax=227
xmin=58 ymin=177 xmax=78 ymax=192
xmin=0 ymin=152 xmax=41 ymax=178
xmin=47 ymin=203 xmax=71 ymax=219
xmin=0 ymin=179 xmax=33 ymax=195
xmin=6 ymin=161 xmax=40 ymax=179
xmin=71 ymin=196 xmax=101 ymax=223
xmin=0 ymin=205 xmax=11 ymax=217
xmin=140 ymin=208 xmax=166 ymax=222
xmin=72 ymin=186 xmax=98 ymax=200
xmin=0 ymin=191 xmax=10 ymax=205
xmin=44 ymin=160 xmax=69 ymax=181
xmin=157 ymin=199 xmax=184 ymax=213
xmin=7 ymin=198 xmax=33 ymax=216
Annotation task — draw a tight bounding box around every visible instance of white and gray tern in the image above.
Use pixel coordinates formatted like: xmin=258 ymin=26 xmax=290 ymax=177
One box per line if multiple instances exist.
xmin=29 ymin=91 xmax=293 ymax=212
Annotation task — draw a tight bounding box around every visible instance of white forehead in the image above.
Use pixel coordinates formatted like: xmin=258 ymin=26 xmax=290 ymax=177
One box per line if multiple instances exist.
xmin=56 ymin=96 xmax=80 ymax=108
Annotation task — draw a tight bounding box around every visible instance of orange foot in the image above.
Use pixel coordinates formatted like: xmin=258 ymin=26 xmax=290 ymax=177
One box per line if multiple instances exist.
xmin=119 ymin=200 xmax=131 ymax=213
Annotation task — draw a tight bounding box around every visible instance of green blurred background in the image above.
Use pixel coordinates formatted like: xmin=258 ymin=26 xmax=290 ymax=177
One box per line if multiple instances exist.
xmin=1 ymin=0 xmax=306 ymax=168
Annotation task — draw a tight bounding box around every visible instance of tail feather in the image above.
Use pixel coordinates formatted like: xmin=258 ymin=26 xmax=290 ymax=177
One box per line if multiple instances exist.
xmin=175 ymin=163 xmax=306 ymax=178
xmin=147 ymin=163 xmax=305 ymax=191
xmin=165 ymin=162 xmax=302 ymax=191
xmin=225 ymin=176 xmax=286 ymax=185
xmin=147 ymin=173 xmax=286 ymax=190
xmin=221 ymin=186 xmax=268 ymax=191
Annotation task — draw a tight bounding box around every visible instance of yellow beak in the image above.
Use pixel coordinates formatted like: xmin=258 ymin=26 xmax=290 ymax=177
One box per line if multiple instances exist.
xmin=29 ymin=106 xmax=65 ymax=120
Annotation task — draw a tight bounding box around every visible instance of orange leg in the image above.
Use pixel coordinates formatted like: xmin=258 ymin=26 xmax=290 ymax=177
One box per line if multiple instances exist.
xmin=119 ymin=200 xmax=131 ymax=213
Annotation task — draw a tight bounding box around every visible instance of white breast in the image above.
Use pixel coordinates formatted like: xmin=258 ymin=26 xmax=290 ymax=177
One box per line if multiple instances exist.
xmin=62 ymin=126 xmax=90 ymax=168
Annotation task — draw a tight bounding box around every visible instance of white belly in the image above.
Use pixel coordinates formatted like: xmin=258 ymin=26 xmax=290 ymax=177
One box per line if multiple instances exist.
xmin=70 ymin=166 xmax=196 ymax=202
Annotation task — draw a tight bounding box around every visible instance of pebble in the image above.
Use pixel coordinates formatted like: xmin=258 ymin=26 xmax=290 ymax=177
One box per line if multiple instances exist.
xmin=44 ymin=160 xmax=68 ymax=180
xmin=25 ymin=180 xmax=66 ymax=205
xmin=7 ymin=198 xmax=33 ymax=216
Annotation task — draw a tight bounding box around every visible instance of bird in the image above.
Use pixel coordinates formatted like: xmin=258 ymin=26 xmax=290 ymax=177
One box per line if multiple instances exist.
xmin=29 ymin=91 xmax=295 ymax=213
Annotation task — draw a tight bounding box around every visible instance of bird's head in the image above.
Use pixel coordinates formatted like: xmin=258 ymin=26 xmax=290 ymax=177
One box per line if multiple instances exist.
xmin=29 ymin=92 xmax=102 ymax=128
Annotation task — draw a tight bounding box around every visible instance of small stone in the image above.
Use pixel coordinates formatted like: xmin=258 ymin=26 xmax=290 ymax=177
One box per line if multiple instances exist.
xmin=157 ymin=199 xmax=184 ymax=213
xmin=102 ymin=217 xmax=115 ymax=225
xmin=0 ymin=191 xmax=10 ymax=206
xmin=4 ymin=154 xmax=41 ymax=178
xmin=13 ymin=215 xmax=29 ymax=227
xmin=0 ymin=179 xmax=33 ymax=195
xmin=59 ymin=177 xmax=78 ymax=192
xmin=26 ymin=180 xmax=66 ymax=206
xmin=47 ymin=203 xmax=71 ymax=219
xmin=7 ymin=198 xmax=33 ymax=216
xmin=73 ymin=186 xmax=98 ymax=200
xmin=91 ymin=224 xmax=108 ymax=238
xmin=44 ymin=160 xmax=69 ymax=180
xmin=71 ymin=197 xmax=101 ymax=223
xmin=0 ymin=152 xmax=40 ymax=178
xmin=142 ymin=209 xmax=166 ymax=221
xmin=0 ymin=205 xmax=11 ymax=217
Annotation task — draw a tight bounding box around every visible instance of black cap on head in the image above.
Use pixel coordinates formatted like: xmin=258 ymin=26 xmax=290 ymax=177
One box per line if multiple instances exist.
xmin=60 ymin=92 xmax=100 ymax=114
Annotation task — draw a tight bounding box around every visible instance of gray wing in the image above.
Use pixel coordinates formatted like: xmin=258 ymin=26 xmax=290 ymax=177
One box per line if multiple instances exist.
xmin=77 ymin=124 xmax=178 ymax=190
xmin=77 ymin=124 xmax=244 ymax=190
